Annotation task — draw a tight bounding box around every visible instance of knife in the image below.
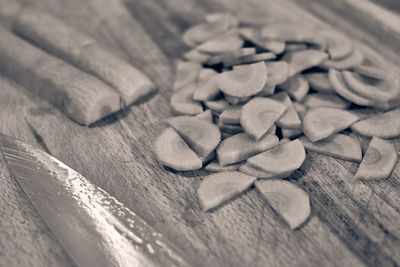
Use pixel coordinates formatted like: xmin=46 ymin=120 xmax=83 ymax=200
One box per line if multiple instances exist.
xmin=0 ymin=134 xmax=190 ymax=267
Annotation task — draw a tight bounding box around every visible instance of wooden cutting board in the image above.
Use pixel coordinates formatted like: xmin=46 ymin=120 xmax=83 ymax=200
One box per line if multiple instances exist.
xmin=0 ymin=0 xmax=399 ymax=266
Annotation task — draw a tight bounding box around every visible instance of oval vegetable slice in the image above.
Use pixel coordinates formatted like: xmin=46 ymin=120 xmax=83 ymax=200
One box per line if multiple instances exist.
xmin=240 ymin=97 xmax=287 ymax=139
xmin=217 ymin=133 xmax=279 ymax=165
xmin=198 ymin=171 xmax=257 ymax=211
xmin=205 ymin=160 xmax=243 ymax=172
xmin=255 ymin=179 xmax=311 ymax=229
xmin=354 ymin=137 xmax=398 ymax=181
xmin=299 ymin=134 xmax=362 ymax=162
xmin=279 ymin=75 xmax=309 ymax=102
xmin=196 ymin=30 xmax=244 ymax=54
xmin=350 ymin=108 xmax=400 ymax=138
xmin=216 ymin=61 xmax=267 ymax=97
xmin=155 ymin=128 xmax=202 ymax=171
xmin=270 ymin=92 xmax=302 ymax=129
xmin=167 ymin=116 xmax=221 ymax=157
xmin=219 ymin=105 xmax=242 ymax=124
xmin=247 ymin=139 xmax=306 ymax=175
xmin=304 ymin=72 xmax=334 ymax=93
xmin=302 ymin=107 xmax=359 ymax=142
xmin=320 ymin=48 xmax=363 ymax=70
xmin=281 ymin=49 xmax=328 ymax=78
xmin=303 ymin=93 xmax=351 ymax=109
xmin=318 ymin=30 xmax=353 ymax=60
xmin=342 ymin=70 xmax=400 ymax=102
xmin=170 ymin=83 xmax=203 ymax=115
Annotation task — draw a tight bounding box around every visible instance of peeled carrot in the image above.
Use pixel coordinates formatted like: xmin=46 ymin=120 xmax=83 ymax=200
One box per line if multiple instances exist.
xmin=281 ymin=49 xmax=328 ymax=77
xmin=198 ymin=171 xmax=256 ymax=211
xmin=155 ymin=128 xmax=202 ymax=171
xmin=279 ymin=75 xmax=309 ymax=102
xmin=351 ymin=108 xmax=400 ymax=138
xmin=240 ymin=97 xmax=287 ymax=139
xmin=303 ymin=93 xmax=351 ymax=109
xmin=302 ymin=107 xmax=359 ymax=142
xmin=216 ymin=61 xmax=267 ymax=97
xmin=354 ymin=137 xmax=398 ymax=181
xmin=217 ymin=133 xmax=279 ymax=165
xmin=255 ymin=179 xmax=311 ymax=229
xmin=167 ymin=116 xmax=221 ymax=158
xmin=299 ymin=134 xmax=362 ymax=162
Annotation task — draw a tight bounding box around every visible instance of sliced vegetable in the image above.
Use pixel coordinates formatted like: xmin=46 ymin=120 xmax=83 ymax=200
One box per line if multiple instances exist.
xmin=342 ymin=70 xmax=400 ymax=102
xmin=224 ymin=52 xmax=277 ymax=67
xmin=218 ymin=122 xmax=244 ymax=135
xmin=302 ymin=107 xmax=359 ymax=142
xmin=270 ymin=92 xmax=302 ymax=129
xmin=303 ymin=93 xmax=351 ymax=109
xmin=204 ymin=160 xmax=243 ymax=172
xmin=193 ymin=76 xmax=221 ymax=101
xmin=167 ymin=116 xmax=221 ymax=157
xmin=350 ymin=108 xmax=400 ymax=138
xmin=216 ymin=61 xmax=267 ymax=97
xmin=217 ymin=133 xmax=279 ymax=165
xmin=247 ymin=139 xmax=306 ymax=176
xmin=204 ymin=99 xmax=230 ymax=113
xmin=352 ymin=64 xmax=390 ymax=80
xmin=170 ymin=84 xmax=203 ymax=115
xmin=255 ymin=179 xmax=311 ymax=229
xmin=239 ymin=163 xmax=276 ymax=178
xmin=293 ymin=102 xmax=307 ymax=119
xmin=279 ymin=75 xmax=309 ymax=102
xmin=354 ymin=137 xmax=398 ymax=181
xmin=196 ymin=30 xmax=244 ymax=54
xmin=173 ymin=60 xmax=202 ymax=91
xmin=219 ymin=105 xmax=242 ymax=124
xmin=239 ymin=27 xmax=286 ymax=54
xmin=240 ymin=97 xmax=287 ymax=139
xmin=320 ymin=48 xmax=363 ymax=70
xmin=284 ymin=43 xmax=307 ymax=52
xmin=224 ymin=94 xmax=251 ymax=105
xmin=195 ymin=109 xmax=213 ymax=122
xmin=281 ymin=49 xmax=328 ymax=77
xmin=265 ymin=61 xmax=289 ymax=87
xmin=281 ymin=128 xmax=303 ymax=139
xmin=299 ymin=134 xmax=362 ymax=162
xmin=207 ymin=47 xmax=256 ymax=66
xmin=318 ymin=30 xmax=353 ymax=60
xmin=198 ymin=68 xmax=218 ymax=81
xmin=155 ymin=128 xmax=202 ymax=171
xmin=304 ymin=72 xmax=334 ymax=93
xmin=198 ymin=171 xmax=257 ymax=211
xmin=183 ymin=49 xmax=211 ymax=63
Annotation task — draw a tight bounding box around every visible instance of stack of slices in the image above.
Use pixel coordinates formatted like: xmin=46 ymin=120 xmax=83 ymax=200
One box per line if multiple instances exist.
xmin=155 ymin=13 xmax=400 ymax=230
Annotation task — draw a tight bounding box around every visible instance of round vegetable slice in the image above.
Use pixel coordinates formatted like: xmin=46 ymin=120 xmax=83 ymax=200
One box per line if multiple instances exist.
xmin=279 ymin=75 xmax=309 ymax=102
xmin=265 ymin=61 xmax=289 ymax=87
xmin=342 ymin=70 xmax=400 ymax=102
xmin=240 ymin=97 xmax=287 ymax=139
xmin=299 ymin=134 xmax=362 ymax=162
xmin=320 ymin=48 xmax=363 ymax=70
xmin=303 ymin=93 xmax=351 ymax=109
xmin=282 ymin=49 xmax=328 ymax=78
xmin=255 ymin=179 xmax=311 ymax=229
xmin=219 ymin=105 xmax=242 ymax=124
xmin=304 ymin=72 xmax=334 ymax=93
xmin=205 ymin=160 xmax=243 ymax=172
xmin=196 ymin=30 xmax=244 ymax=55
xmin=270 ymin=92 xmax=302 ymax=129
xmin=155 ymin=127 xmax=202 ymax=171
xmin=239 ymin=27 xmax=286 ymax=54
xmin=216 ymin=61 xmax=267 ymax=97
xmin=350 ymin=108 xmax=400 ymax=138
xmin=217 ymin=133 xmax=279 ymax=165
xmin=173 ymin=60 xmax=201 ymax=91
xmin=302 ymin=107 xmax=359 ymax=142
xmin=170 ymin=83 xmax=203 ymax=115
xmin=318 ymin=30 xmax=353 ymax=60
xmin=167 ymin=116 xmax=221 ymax=157
xmin=354 ymin=137 xmax=398 ymax=181
xmin=198 ymin=171 xmax=257 ymax=211
xmin=247 ymin=139 xmax=306 ymax=175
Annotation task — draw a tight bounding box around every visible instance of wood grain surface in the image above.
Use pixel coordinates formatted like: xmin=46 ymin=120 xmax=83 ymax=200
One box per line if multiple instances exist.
xmin=0 ymin=0 xmax=399 ymax=266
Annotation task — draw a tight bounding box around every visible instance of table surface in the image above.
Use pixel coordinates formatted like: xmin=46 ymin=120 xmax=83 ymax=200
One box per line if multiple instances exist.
xmin=0 ymin=0 xmax=399 ymax=266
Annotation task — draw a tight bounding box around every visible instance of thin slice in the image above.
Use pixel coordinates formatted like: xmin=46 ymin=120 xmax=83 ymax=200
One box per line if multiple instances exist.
xmin=216 ymin=61 xmax=267 ymax=97
xmin=155 ymin=128 xmax=202 ymax=171
xmin=206 ymin=48 xmax=256 ymax=66
xmin=247 ymin=139 xmax=306 ymax=175
xmin=255 ymin=180 xmax=310 ymax=229
xmin=183 ymin=49 xmax=211 ymax=63
xmin=198 ymin=171 xmax=256 ymax=211
xmin=350 ymin=108 xmax=400 ymax=138
xmin=354 ymin=137 xmax=398 ymax=181
xmin=303 ymin=93 xmax=351 ymax=109
xmin=304 ymin=72 xmax=334 ymax=93
xmin=281 ymin=49 xmax=328 ymax=77
xmin=205 ymin=160 xmax=243 ymax=172
xmin=299 ymin=134 xmax=362 ymax=162
xmin=219 ymin=105 xmax=242 ymax=124
xmin=352 ymin=64 xmax=391 ymax=80
xmin=170 ymin=84 xmax=203 ymax=115
xmin=320 ymin=48 xmax=363 ymax=70
xmin=193 ymin=76 xmax=221 ymax=101
xmin=167 ymin=116 xmax=221 ymax=157
xmin=218 ymin=122 xmax=243 ymax=135
xmin=204 ymin=99 xmax=230 ymax=113
xmin=173 ymin=60 xmax=201 ymax=91
xmin=279 ymin=75 xmax=309 ymax=102
xmin=342 ymin=70 xmax=400 ymax=102
xmin=293 ymin=102 xmax=307 ymax=119
xmin=195 ymin=109 xmax=213 ymax=122
xmin=217 ymin=133 xmax=279 ymax=165
xmin=196 ymin=30 xmax=244 ymax=54
xmin=224 ymin=94 xmax=251 ymax=105
xmin=270 ymin=92 xmax=302 ymax=129
xmin=240 ymin=97 xmax=287 ymax=139
xmin=302 ymin=107 xmax=359 ymax=142
xmin=239 ymin=27 xmax=286 ymax=54
xmin=239 ymin=163 xmax=276 ymax=178
xmin=318 ymin=30 xmax=353 ymax=60
xmin=265 ymin=61 xmax=289 ymax=87
xmin=224 ymin=52 xmax=276 ymax=67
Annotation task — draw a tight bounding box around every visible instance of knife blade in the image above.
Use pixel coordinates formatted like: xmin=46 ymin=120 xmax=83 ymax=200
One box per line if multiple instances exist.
xmin=0 ymin=134 xmax=190 ymax=267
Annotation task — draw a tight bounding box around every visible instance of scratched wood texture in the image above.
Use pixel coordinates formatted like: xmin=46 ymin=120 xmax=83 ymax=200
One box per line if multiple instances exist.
xmin=0 ymin=0 xmax=399 ymax=266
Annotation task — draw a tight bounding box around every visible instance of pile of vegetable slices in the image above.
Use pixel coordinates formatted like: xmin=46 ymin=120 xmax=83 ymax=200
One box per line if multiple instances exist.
xmin=155 ymin=13 xmax=400 ymax=230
